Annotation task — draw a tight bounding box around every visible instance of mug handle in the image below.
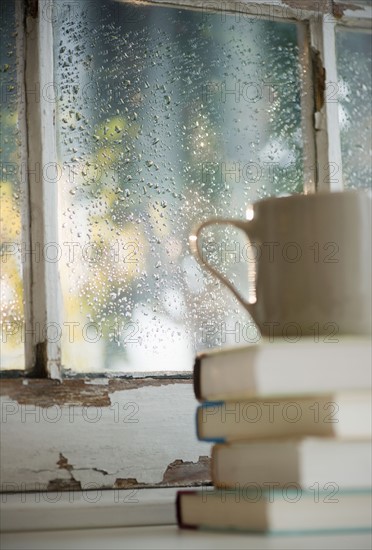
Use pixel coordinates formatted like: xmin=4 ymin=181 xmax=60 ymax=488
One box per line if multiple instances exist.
xmin=189 ymin=218 xmax=257 ymax=314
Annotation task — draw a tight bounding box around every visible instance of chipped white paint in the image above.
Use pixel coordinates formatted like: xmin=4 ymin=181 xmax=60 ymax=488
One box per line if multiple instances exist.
xmin=119 ymin=0 xmax=372 ymax=25
xmin=297 ymin=23 xmax=317 ymax=194
xmin=0 ymin=384 xmax=210 ymax=490
xmin=19 ymin=0 xmax=61 ymax=376
xmin=310 ymin=16 xmax=344 ymax=191
xmin=334 ymin=0 xmax=372 ymax=27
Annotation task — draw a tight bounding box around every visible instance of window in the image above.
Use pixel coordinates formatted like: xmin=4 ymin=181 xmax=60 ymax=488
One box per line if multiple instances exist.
xmin=1 ymin=0 xmax=371 ymax=492
xmin=336 ymin=27 xmax=372 ymax=188
xmin=55 ymin=3 xmax=306 ymax=373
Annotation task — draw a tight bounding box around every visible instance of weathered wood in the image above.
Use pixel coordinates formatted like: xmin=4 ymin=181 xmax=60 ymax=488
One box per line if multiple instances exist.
xmin=0 ymin=377 xmax=191 ymax=406
xmin=310 ymin=17 xmax=344 ymax=190
xmin=333 ymin=0 xmax=372 ymax=24
xmin=161 ymin=456 xmax=211 ymax=485
xmin=0 ymin=383 xmax=211 ymax=491
xmin=297 ymin=23 xmax=317 ymax=194
xmin=116 ymin=0 xmax=371 ymax=24
xmin=20 ymin=0 xmax=61 ymax=377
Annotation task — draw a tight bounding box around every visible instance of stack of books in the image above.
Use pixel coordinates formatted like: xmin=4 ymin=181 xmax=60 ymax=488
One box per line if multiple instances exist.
xmin=177 ymin=339 xmax=372 ymax=533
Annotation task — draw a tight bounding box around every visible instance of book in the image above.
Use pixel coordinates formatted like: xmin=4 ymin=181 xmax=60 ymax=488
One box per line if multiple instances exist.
xmin=176 ymin=488 xmax=372 ymax=533
xmin=212 ymin=438 xmax=372 ymax=488
xmin=194 ymin=339 xmax=372 ymax=402
xmin=196 ymin=391 xmax=371 ymax=443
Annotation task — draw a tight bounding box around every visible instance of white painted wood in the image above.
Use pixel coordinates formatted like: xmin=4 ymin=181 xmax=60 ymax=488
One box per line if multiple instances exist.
xmin=310 ymin=16 xmax=344 ymax=191
xmin=22 ymin=0 xmax=61 ymax=377
xmin=321 ymin=20 xmax=344 ymax=191
xmin=38 ymin=0 xmax=61 ymax=378
xmin=0 ymin=384 xmax=211 ymax=490
xmin=1 ymin=525 xmax=371 ymax=550
xmin=119 ymin=0 xmax=309 ymax=21
xmin=297 ymin=23 xmax=317 ymax=194
xmin=118 ymin=0 xmax=372 ymax=25
xmin=334 ymin=0 xmax=372 ymax=27
xmin=1 ymin=488 xmax=178 ymax=532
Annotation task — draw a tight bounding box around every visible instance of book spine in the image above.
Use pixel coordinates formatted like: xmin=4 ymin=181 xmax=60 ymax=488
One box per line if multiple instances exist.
xmin=196 ymin=403 xmax=226 ymax=443
xmin=176 ymin=491 xmax=198 ymax=530
xmin=193 ymin=355 xmax=203 ymax=401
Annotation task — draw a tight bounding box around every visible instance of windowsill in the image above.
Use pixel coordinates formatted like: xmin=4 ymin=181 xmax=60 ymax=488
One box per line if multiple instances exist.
xmin=2 ymin=524 xmax=371 ymax=550
xmin=1 ymin=488 xmax=178 ymax=532
xmin=1 ymin=490 xmax=371 ymax=550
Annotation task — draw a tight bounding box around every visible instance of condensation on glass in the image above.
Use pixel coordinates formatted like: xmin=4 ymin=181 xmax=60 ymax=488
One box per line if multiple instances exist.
xmin=336 ymin=29 xmax=372 ymax=189
xmin=53 ymin=0 xmax=304 ymax=372
xmin=0 ymin=1 xmax=25 ymax=369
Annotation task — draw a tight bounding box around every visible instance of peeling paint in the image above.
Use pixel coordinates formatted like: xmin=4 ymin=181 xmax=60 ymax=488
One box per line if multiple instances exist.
xmin=161 ymin=456 xmax=211 ymax=485
xmin=57 ymin=453 xmax=73 ymax=473
xmin=47 ymin=479 xmax=81 ymax=491
xmin=54 ymin=454 xmax=115 ymax=488
xmin=311 ymin=47 xmax=326 ymax=113
xmin=283 ymin=0 xmax=328 ymax=13
xmin=117 ymin=0 xmax=369 ymax=25
xmin=55 ymin=453 xmax=83 ymax=491
xmin=91 ymin=467 xmax=110 ymax=476
xmin=113 ymin=456 xmax=212 ymax=488
xmin=114 ymin=478 xmax=141 ymax=489
xmin=48 ymin=455 xmax=211 ymax=490
xmin=1 ymin=384 xmax=211 ymax=491
xmin=333 ymin=1 xmax=366 ymax=18
xmin=0 ymin=378 xmax=191 ymax=407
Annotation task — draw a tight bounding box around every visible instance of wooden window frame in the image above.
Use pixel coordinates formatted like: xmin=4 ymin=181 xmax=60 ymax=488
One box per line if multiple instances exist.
xmin=1 ymin=0 xmax=371 ymax=494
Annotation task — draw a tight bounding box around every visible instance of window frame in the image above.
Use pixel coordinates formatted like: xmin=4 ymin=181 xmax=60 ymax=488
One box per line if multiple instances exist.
xmin=1 ymin=0 xmax=371 ymax=493
xmin=16 ymin=0 xmax=371 ymax=378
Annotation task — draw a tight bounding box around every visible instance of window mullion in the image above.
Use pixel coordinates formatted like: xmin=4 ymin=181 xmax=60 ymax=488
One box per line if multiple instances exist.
xmin=21 ymin=0 xmax=61 ymax=378
xmin=297 ymin=23 xmax=317 ymax=194
xmin=309 ymin=15 xmax=343 ymax=191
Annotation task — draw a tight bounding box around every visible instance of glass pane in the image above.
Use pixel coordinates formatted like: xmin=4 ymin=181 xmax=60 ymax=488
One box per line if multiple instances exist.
xmin=336 ymin=29 xmax=372 ymax=189
xmin=54 ymin=1 xmax=304 ymax=372
xmin=0 ymin=1 xmax=25 ymax=370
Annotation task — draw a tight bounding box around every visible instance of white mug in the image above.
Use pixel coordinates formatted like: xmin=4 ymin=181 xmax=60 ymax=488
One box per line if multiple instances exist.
xmin=190 ymin=191 xmax=372 ymax=337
